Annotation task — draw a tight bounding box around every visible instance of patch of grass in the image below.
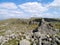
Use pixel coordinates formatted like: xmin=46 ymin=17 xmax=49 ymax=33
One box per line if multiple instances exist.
xmin=50 ymin=22 xmax=60 ymax=29
xmin=3 ymin=39 xmax=18 ymax=45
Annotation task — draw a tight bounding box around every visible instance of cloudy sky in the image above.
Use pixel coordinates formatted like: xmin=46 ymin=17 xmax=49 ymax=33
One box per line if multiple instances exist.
xmin=0 ymin=0 xmax=60 ymax=19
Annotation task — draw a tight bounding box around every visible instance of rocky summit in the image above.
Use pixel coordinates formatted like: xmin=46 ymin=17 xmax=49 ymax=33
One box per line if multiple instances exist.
xmin=0 ymin=18 xmax=60 ymax=45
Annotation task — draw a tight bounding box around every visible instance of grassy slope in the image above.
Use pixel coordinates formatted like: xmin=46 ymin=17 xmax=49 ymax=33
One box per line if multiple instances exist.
xmin=3 ymin=39 xmax=18 ymax=45
xmin=0 ymin=18 xmax=38 ymax=35
xmin=0 ymin=18 xmax=60 ymax=45
xmin=0 ymin=18 xmax=60 ymax=32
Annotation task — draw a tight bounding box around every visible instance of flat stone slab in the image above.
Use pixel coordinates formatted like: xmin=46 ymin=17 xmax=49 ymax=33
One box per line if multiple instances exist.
xmin=20 ymin=39 xmax=31 ymax=45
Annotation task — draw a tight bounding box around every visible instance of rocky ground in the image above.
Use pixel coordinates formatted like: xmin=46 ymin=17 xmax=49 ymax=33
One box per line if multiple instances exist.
xmin=0 ymin=18 xmax=60 ymax=45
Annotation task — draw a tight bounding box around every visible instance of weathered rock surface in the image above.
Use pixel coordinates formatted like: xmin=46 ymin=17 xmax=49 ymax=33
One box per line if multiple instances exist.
xmin=20 ymin=39 xmax=31 ymax=45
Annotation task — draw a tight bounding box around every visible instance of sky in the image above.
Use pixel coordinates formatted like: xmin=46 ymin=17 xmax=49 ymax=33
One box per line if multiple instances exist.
xmin=0 ymin=0 xmax=60 ymax=20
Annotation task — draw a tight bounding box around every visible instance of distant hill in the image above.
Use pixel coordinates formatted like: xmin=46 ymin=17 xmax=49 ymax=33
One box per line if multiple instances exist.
xmin=44 ymin=18 xmax=60 ymax=22
xmin=0 ymin=18 xmax=60 ymax=31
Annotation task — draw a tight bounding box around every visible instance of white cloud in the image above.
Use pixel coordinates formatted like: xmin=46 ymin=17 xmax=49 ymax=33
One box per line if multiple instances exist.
xmin=48 ymin=0 xmax=60 ymax=7
xmin=0 ymin=9 xmax=8 ymax=14
xmin=19 ymin=2 xmax=48 ymax=13
xmin=0 ymin=8 xmax=25 ymax=19
xmin=0 ymin=3 xmax=17 ymax=9
xmin=0 ymin=1 xmax=60 ymax=19
xmin=8 ymin=10 xmax=23 ymax=14
xmin=0 ymin=2 xmax=25 ymax=19
xmin=51 ymin=0 xmax=60 ymax=7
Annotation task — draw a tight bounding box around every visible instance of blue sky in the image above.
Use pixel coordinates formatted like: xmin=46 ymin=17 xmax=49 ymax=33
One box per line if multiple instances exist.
xmin=0 ymin=0 xmax=53 ymax=4
xmin=0 ymin=0 xmax=60 ymax=20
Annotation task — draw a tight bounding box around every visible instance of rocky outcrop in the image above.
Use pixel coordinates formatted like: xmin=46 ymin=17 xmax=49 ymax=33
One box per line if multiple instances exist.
xmin=0 ymin=18 xmax=60 ymax=45
xmin=29 ymin=18 xmax=60 ymax=45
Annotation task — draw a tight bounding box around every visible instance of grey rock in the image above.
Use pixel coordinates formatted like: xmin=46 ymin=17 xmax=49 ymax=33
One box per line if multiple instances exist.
xmin=20 ymin=39 xmax=31 ymax=45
